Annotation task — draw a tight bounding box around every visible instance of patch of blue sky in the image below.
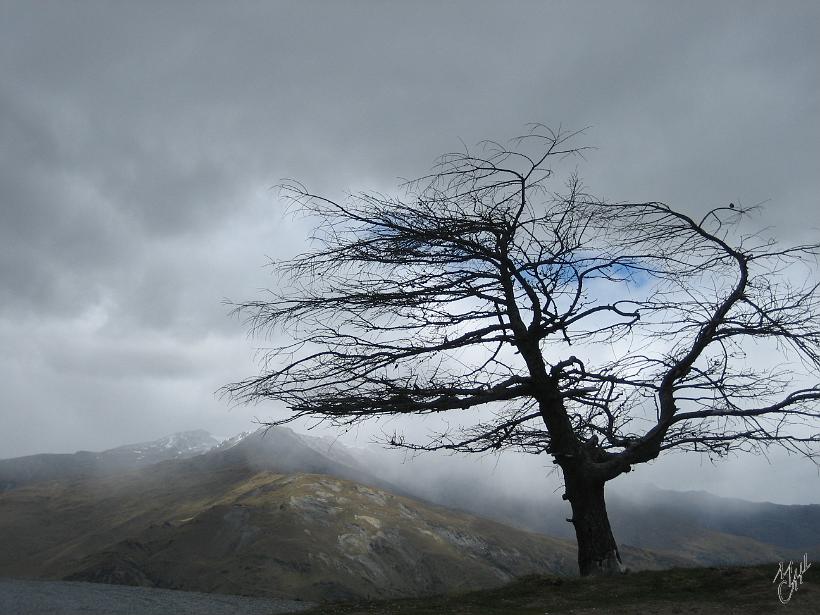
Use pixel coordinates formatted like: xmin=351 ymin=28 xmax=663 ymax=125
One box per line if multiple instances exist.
xmin=515 ymin=255 xmax=654 ymax=291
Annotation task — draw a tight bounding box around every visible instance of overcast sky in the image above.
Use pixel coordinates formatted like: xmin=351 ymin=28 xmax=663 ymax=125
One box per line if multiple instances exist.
xmin=1 ymin=1 xmax=819 ymax=504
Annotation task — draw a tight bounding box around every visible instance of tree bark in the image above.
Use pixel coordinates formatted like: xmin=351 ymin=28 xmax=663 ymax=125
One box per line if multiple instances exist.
xmin=563 ymin=470 xmax=624 ymax=576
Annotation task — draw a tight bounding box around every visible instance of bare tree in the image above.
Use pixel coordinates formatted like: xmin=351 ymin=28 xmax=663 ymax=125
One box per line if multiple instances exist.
xmin=224 ymin=126 xmax=820 ymax=576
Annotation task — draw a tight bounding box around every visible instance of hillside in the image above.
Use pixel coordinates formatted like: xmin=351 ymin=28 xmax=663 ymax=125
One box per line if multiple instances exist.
xmin=612 ymin=487 xmax=820 ymax=552
xmin=0 ymin=444 xmax=680 ymax=602
xmin=351 ymin=446 xmax=820 ymax=566
xmin=60 ymin=471 xmax=581 ymax=600
xmin=0 ymin=427 xmax=815 ymax=603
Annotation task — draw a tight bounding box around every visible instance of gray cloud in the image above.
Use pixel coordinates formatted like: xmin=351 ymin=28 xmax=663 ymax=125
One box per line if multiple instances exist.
xmin=1 ymin=1 xmax=818 ymax=503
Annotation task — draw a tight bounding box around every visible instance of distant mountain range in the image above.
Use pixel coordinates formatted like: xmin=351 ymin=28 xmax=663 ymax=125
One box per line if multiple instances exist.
xmin=0 ymin=428 xmax=816 ymax=601
xmin=0 ymin=428 xmax=380 ymax=493
xmin=0 ymin=429 xmax=221 ymax=491
xmin=378 ymin=467 xmax=820 ymax=567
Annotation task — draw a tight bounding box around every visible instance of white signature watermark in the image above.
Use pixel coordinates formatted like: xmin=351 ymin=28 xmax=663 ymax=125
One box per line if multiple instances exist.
xmin=772 ymin=553 xmax=811 ymax=605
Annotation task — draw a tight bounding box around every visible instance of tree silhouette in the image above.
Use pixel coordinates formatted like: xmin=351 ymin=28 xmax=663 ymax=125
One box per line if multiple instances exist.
xmin=225 ymin=126 xmax=820 ymax=576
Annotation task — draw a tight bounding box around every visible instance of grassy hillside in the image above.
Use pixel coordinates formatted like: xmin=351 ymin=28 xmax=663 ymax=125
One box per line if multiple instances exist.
xmin=304 ymin=564 xmax=818 ymax=614
xmin=1 ymin=431 xmax=811 ymax=606
xmin=63 ymin=471 xmax=580 ymax=601
xmin=0 ymin=457 xmax=679 ymax=602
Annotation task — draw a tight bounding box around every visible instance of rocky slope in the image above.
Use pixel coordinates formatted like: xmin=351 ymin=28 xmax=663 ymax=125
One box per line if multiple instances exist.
xmin=0 ymin=426 xmax=813 ymax=603
xmin=0 ymin=470 xmax=627 ymax=600
xmin=0 ymin=434 xmax=681 ymax=601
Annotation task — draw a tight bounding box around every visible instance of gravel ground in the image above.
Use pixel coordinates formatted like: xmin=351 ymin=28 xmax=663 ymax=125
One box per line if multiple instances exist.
xmin=0 ymin=578 xmax=314 ymax=615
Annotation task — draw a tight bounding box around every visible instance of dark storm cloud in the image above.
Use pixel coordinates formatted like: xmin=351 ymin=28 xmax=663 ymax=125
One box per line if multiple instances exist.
xmin=1 ymin=1 xmax=818 ymax=502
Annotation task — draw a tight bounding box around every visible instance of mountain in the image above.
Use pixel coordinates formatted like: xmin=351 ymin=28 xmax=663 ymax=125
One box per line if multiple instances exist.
xmin=103 ymin=429 xmax=222 ymax=465
xmin=204 ymin=428 xmax=385 ymax=487
xmin=0 ymin=426 xmax=388 ymax=494
xmin=607 ymin=487 xmax=820 ymax=563
xmin=346 ymin=456 xmax=819 ymax=566
xmin=637 ymin=486 xmax=820 ymax=550
xmin=1 ymin=426 xmax=815 ymax=603
xmin=58 ymin=472 xmax=584 ymax=600
xmin=0 ymin=446 xmax=678 ymax=601
xmin=0 ymin=429 xmax=221 ymax=491
xmin=0 ymin=428 xmax=689 ymax=601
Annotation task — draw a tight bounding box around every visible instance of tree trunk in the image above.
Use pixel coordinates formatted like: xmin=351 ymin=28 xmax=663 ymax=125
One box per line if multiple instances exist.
xmin=564 ymin=471 xmax=624 ymax=576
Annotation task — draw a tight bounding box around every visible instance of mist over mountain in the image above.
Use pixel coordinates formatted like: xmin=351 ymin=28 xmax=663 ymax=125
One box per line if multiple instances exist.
xmin=0 ymin=428 xmax=662 ymax=601
xmin=354 ymin=444 xmax=820 ymax=565
xmin=609 ymin=487 xmax=820 ymax=563
xmin=1 ymin=426 xmax=815 ymax=603
xmin=0 ymin=429 xmax=220 ymax=491
xmin=0 ymin=427 xmax=376 ymax=493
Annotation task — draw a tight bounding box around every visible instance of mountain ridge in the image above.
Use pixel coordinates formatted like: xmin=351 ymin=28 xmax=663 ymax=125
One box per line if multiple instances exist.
xmin=0 ymin=429 xmax=222 ymax=491
xmin=0 ymin=425 xmax=815 ymax=596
